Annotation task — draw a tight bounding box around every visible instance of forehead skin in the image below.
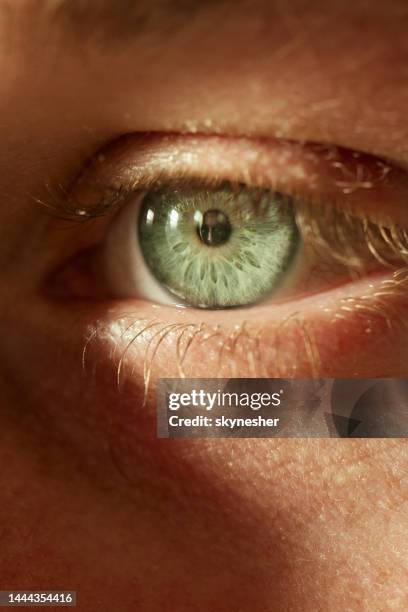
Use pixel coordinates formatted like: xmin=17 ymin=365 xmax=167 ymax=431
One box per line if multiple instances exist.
xmin=1 ymin=0 xmax=408 ymax=169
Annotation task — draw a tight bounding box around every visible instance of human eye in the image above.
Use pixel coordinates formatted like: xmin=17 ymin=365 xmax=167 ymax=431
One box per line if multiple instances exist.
xmin=54 ymin=133 xmax=407 ymax=301
xmin=47 ymin=132 xmax=408 ymax=379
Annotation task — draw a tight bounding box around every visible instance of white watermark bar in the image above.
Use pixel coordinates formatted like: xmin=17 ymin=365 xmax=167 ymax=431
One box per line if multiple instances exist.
xmin=0 ymin=593 xmax=76 ymax=607
xmin=157 ymin=379 xmax=408 ymax=438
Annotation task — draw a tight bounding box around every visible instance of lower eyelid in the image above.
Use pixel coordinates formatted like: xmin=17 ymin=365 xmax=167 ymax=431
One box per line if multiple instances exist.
xmin=72 ymin=267 xmax=406 ymax=389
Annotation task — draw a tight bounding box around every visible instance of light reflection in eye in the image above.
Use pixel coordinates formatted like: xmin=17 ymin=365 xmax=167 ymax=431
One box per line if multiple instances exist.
xmin=146 ymin=208 xmax=155 ymax=225
xmin=168 ymin=208 xmax=179 ymax=228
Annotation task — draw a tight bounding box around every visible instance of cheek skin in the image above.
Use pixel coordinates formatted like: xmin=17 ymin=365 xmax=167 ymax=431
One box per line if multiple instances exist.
xmin=1 ymin=293 xmax=408 ymax=610
xmin=1 ymin=270 xmax=406 ymax=466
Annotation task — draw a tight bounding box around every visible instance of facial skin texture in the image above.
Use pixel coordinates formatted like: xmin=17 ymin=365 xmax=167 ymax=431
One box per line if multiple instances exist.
xmin=0 ymin=1 xmax=408 ymax=611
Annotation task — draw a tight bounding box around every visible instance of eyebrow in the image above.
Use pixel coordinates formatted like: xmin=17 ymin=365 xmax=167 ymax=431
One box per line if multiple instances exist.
xmin=48 ymin=0 xmax=229 ymax=45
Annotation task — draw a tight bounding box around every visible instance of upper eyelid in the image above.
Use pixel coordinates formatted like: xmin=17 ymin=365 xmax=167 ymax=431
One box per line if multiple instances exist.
xmin=43 ymin=132 xmax=408 ymax=227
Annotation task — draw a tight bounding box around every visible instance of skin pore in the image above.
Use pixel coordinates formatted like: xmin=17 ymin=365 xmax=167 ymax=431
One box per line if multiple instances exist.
xmin=0 ymin=1 xmax=407 ymax=610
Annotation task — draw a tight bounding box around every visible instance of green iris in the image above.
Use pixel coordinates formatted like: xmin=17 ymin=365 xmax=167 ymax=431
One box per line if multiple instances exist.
xmin=138 ymin=184 xmax=299 ymax=308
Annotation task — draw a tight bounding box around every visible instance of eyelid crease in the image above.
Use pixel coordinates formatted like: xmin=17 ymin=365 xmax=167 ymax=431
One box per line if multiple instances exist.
xmin=38 ymin=132 xmax=408 ymax=226
xmin=84 ymin=134 xmax=408 ymax=223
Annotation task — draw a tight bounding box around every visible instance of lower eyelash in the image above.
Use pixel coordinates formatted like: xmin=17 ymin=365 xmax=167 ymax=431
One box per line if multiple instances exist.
xmin=81 ymin=269 xmax=408 ymax=400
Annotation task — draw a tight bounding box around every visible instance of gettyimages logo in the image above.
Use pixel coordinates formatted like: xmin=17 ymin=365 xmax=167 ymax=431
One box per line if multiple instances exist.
xmin=156 ymin=379 xmax=408 ymax=438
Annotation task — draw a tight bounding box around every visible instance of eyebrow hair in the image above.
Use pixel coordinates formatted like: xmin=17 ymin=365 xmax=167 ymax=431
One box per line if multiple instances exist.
xmin=48 ymin=0 xmax=230 ymax=45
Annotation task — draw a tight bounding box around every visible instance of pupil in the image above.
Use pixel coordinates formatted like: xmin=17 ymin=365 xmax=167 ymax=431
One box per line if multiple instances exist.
xmin=196 ymin=209 xmax=232 ymax=247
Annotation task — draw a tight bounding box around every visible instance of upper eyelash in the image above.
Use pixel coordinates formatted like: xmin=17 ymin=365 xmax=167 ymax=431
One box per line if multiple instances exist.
xmin=34 ymin=170 xmax=408 ymax=273
xmin=295 ymin=198 xmax=408 ymax=270
xmin=32 ymin=180 xmax=131 ymax=222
